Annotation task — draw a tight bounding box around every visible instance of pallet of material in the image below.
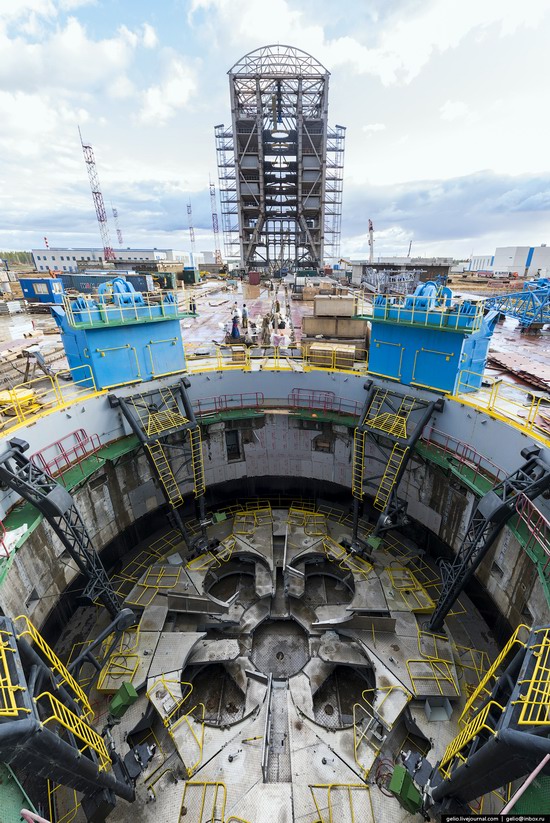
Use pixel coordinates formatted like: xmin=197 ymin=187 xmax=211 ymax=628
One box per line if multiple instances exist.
xmin=306 ymin=341 xmax=356 ymax=369
xmin=313 ymin=295 xmax=356 ymax=317
xmin=487 ymin=352 xmax=550 ymax=390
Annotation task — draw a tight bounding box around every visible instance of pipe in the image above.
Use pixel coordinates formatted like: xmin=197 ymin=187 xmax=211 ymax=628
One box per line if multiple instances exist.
xmin=21 ymin=812 xmax=51 ymax=823
xmin=500 ymin=753 xmax=550 ymax=814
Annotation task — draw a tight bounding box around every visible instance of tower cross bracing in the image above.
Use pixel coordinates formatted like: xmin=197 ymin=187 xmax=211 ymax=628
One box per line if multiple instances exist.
xmin=216 ymin=44 xmax=345 ymax=269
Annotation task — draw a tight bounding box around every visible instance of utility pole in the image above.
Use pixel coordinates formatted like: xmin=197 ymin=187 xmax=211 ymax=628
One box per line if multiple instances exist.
xmin=187 ymin=201 xmax=196 ymax=266
xmin=209 ymin=178 xmax=223 ymax=267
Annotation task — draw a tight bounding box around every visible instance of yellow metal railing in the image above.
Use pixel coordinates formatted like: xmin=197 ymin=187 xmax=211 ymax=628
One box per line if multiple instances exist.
xmin=36 ymin=691 xmax=111 ymax=771
xmin=459 ymin=624 xmax=530 ymax=723
xmin=147 ymin=677 xmax=205 ymax=776
xmin=186 ymin=535 xmax=236 ymax=571
xmin=0 ymin=628 xmax=29 ymax=717
xmin=406 ymin=658 xmax=460 ymax=697
xmin=386 ymin=566 xmax=435 ymax=612
xmin=48 ymin=781 xmax=81 ymax=823
xmin=309 ymin=783 xmax=374 ymax=823
xmin=288 ymin=506 xmax=327 ymax=536
xmin=0 ymin=365 xmax=102 ymax=436
xmin=323 ymin=536 xmax=374 ymax=581
xmin=15 ymin=615 xmax=93 ymax=719
xmin=179 ymin=781 xmax=226 ymax=823
xmin=439 ymin=700 xmax=505 ymax=778
xmin=62 ymin=289 xmax=190 ymax=328
xmin=514 ymin=626 xmax=550 ymax=725
xmin=352 ymin=686 xmax=411 ymax=777
xmin=356 ymin=293 xmax=485 ymax=333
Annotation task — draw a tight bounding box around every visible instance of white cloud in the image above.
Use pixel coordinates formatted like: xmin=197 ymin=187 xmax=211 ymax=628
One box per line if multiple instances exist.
xmin=139 ymin=57 xmax=197 ymax=124
xmin=362 ymin=123 xmax=386 ymax=132
xmin=142 ymin=22 xmax=158 ymax=49
xmin=440 ymin=100 xmax=469 ymax=121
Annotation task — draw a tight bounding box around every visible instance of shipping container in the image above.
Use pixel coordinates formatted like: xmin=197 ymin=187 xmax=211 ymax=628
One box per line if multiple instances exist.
xmin=19 ymin=277 xmax=64 ymax=304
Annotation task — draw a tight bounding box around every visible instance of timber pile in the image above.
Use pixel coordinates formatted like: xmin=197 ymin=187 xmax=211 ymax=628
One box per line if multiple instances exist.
xmin=487 ymin=352 xmax=550 ymax=390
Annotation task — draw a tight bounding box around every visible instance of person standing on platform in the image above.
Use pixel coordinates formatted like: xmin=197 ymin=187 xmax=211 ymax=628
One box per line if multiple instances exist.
xmin=242 ymin=304 xmax=248 ymax=330
xmin=231 ymin=315 xmax=240 ymax=339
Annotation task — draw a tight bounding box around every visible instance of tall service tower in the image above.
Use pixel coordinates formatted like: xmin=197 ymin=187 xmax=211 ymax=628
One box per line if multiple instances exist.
xmin=216 ymin=45 xmax=345 ymax=270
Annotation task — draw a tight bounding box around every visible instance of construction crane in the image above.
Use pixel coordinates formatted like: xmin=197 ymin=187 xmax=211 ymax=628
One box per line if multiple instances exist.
xmin=111 ymin=203 xmax=124 ymax=246
xmin=209 ymin=178 xmax=223 ymax=267
xmin=78 ymin=128 xmax=115 ymax=263
xmin=483 ymin=279 xmax=550 ymax=329
xmin=368 ymin=219 xmax=374 ymax=264
xmin=187 ymin=200 xmax=196 ymax=265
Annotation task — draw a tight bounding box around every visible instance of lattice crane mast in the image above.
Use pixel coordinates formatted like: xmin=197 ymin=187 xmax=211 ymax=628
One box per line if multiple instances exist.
xmin=111 ymin=203 xmax=124 ymax=246
xmin=79 ymin=128 xmax=116 ymax=262
xmin=187 ymin=200 xmax=196 ymax=264
xmin=209 ymin=178 xmax=223 ymax=267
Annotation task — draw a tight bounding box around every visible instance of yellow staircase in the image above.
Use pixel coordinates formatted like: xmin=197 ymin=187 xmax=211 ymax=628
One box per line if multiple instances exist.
xmin=146 ymin=442 xmax=184 ymax=508
xmin=366 ymin=394 xmax=416 ymax=438
xmin=374 ymin=443 xmax=408 ymax=511
xmin=189 ymin=427 xmax=206 ymax=497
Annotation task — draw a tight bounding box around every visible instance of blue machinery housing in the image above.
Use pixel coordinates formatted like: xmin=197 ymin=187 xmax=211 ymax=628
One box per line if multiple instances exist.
xmin=52 ymin=277 xmax=189 ymax=389
xmin=363 ymin=282 xmax=498 ymax=393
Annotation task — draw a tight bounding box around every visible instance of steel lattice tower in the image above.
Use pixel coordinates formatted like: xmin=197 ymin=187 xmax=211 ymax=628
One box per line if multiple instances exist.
xmin=79 ymin=129 xmax=116 ymax=262
xmin=216 ymin=44 xmax=345 ymax=270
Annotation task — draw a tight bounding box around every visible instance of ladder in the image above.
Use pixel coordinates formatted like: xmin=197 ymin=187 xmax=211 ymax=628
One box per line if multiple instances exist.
xmin=352 ymin=430 xmax=366 ymax=500
xmin=189 ymin=427 xmax=205 ymax=497
xmin=374 ymin=443 xmax=408 ymax=511
xmin=146 ymin=442 xmax=184 ymax=507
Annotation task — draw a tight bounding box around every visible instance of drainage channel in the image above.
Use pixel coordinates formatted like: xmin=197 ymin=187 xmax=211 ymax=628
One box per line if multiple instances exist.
xmin=265 ymin=679 xmax=291 ymax=783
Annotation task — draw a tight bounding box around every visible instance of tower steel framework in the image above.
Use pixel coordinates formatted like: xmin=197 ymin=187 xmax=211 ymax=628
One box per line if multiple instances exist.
xmin=216 ymin=44 xmax=345 ymax=269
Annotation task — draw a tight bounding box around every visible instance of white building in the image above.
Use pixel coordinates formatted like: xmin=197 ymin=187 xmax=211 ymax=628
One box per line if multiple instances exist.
xmin=468 ymin=255 xmax=494 ymax=272
xmin=491 ymin=245 xmax=550 ymax=277
xmin=31 ymin=247 xmax=191 ymax=273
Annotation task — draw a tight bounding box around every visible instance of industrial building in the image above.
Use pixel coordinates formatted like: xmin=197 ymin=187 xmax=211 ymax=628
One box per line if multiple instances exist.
xmin=0 ymin=44 xmax=549 ymax=823
xmin=31 ymin=248 xmax=192 ymax=273
xmin=468 ymin=246 xmax=550 ymax=277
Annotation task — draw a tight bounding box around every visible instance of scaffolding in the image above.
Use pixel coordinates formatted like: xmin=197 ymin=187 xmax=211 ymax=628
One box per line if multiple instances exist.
xmin=216 ymin=44 xmax=345 ymax=268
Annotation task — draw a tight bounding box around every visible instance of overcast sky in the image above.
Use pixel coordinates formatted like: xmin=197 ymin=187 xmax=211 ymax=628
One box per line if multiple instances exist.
xmin=2 ymin=0 xmax=550 ymax=259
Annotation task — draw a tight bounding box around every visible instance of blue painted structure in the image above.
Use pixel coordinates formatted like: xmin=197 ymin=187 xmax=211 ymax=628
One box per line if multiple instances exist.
xmin=20 ymin=277 xmax=64 ymax=304
xmin=52 ymin=278 xmax=188 ymax=390
xmin=363 ymin=282 xmax=498 ymax=394
xmin=484 ymin=279 xmax=550 ymax=328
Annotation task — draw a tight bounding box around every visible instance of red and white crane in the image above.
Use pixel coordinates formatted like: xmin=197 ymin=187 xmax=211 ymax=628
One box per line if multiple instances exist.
xmin=79 ymin=128 xmax=115 ymax=262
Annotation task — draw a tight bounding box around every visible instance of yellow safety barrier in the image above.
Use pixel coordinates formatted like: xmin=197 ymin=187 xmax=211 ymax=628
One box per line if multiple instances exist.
xmin=459 ymin=624 xmax=530 ymax=723
xmin=406 ymin=658 xmax=460 ymax=697
xmin=418 ymin=629 xmax=454 ymax=661
xmin=15 ymin=615 xmax=93 ymax=719
xmin=439 ymin=700 xmax=506 ymax=778
xmin=309 ymin=783 xmax=374 ymax=823
xmin=385 ymin=566 xmax=435 ymax=613
xmin=323 ymin=537 xmax=374 ymax=580
xmin=97 ymin=652 xmax=139 ymax=693
xmin=0 ymin=628 xmax=29 ymax=717
xmin=179 ymin=781 xmax=227 ymax=823
xmin=48 ymin=781 xmax=81 ymax=823
xmin=0 ymin=366 xmax=102 ymax=436
xmin=147 ymin=677 xmax=205 ymax=776
xmin=514 ymin=626 xmax=550 ymax=725
xmin=35 ymin=691 xmax=111 ymax=771
xmin=288 ymin=506 xmax=327 ymax=536
xmin=186 ymin=536 xmax=236 ymax=571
